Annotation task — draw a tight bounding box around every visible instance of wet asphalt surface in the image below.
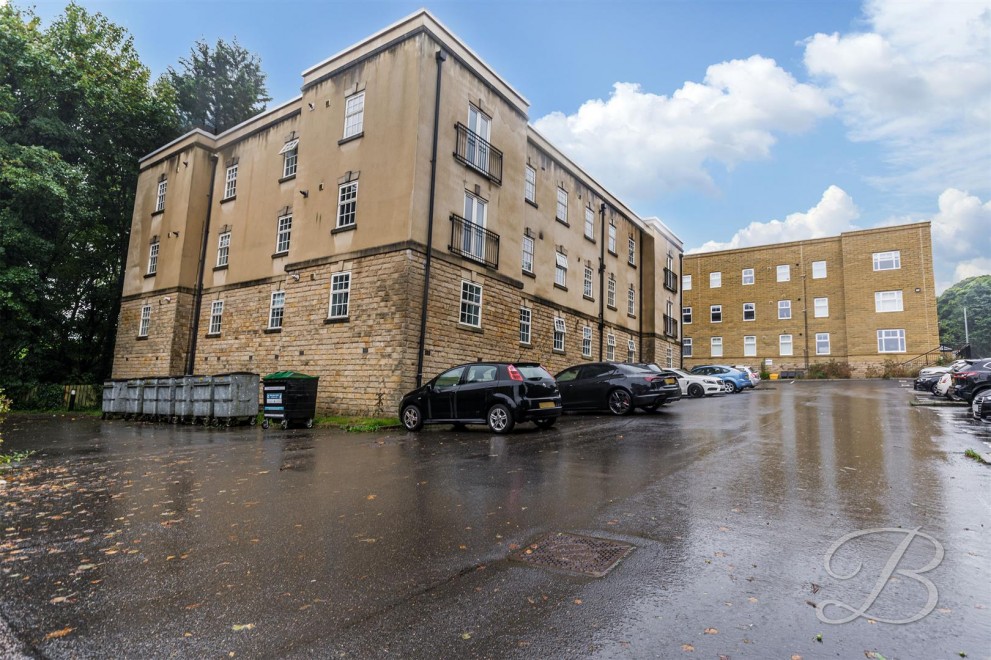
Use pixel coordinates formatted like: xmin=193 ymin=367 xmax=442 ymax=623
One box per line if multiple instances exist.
xmin=1 ymin=380 xmax=989 ymax=659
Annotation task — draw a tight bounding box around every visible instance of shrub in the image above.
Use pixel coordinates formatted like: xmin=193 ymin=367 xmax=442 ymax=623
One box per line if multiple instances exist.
xmin=807 ymin=361 xmax=853 ymax=379
xmin=863 ymin=360 xmax=920 ymax=379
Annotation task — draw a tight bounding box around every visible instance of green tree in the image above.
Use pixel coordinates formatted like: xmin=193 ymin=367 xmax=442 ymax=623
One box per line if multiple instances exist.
xmin=938 ymin=275 xmax=991 ymax=357
xmin=165 ymin=37 xmax=271 ymax=134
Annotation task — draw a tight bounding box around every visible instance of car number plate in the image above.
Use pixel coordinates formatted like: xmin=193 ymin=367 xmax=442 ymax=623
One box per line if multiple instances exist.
xmin=539 ymin=401 xmax=556 ymax=409
xmin=665 ymin=377 xmax=676 ymax=385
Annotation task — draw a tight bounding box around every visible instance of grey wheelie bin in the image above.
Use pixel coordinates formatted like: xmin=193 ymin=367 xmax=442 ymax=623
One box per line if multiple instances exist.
xmin=212 ymin=372 xmax=260 ymax=427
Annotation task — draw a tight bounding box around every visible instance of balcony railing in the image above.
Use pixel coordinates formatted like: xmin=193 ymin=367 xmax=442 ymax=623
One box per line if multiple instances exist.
xmin=663 ymin=268 xmax=678 ymax=293
xmin=663 ymin=314 xmax=679 ymax=338
xmin=449 ymin=213 xmax=499 ymax=269
xmin=454 ymin=123 xmax=503 ymax=185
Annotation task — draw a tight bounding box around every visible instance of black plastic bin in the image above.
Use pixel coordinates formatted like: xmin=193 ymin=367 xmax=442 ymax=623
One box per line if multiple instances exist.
xmin=261 ymin=371 xmax=319 ymax=429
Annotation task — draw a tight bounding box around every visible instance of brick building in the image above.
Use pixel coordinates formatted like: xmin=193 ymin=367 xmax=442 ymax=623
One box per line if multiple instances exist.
xmin=681 ymin=223 xmax=940 ymax=375
xmin=112 ymin=10 xmax=684 ymax=415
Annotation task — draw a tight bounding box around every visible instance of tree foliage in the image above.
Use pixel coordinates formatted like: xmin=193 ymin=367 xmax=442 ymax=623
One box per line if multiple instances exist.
xmin=165 ymin=37 xmax=271 ymax=134
xmin=938 ymin=275 xmax=991 ymax=357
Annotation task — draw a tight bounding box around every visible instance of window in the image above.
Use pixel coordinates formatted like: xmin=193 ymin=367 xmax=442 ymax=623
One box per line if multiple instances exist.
xmin=778 ymin=300 xmax=791 ymax=320
xmin=683 ymin=274 xmax=692 ymax=290
xmin=519 ymin=307 xmax=531 ymax=344
xmin=584 ymin=207 xmax=594 ymax=240
xmin=435 ymin=366 xmax=465 ymax=389
xmin=875 ymin=290 xmax=904 ymax=313
xmin=742 ymin=268 xmax=754 ymax=285
xmin=608 ymin=225 xmax=616 ymax=254
xmin=627 ymin=339 xmax=636 ymax=363
xmin=779 ymin=334 xmax=793 ymax=356
xmin=814 ymin=297 xmax=829 ymax=318
xmin=138 ymin=305 xmax=151 ymax=337
xmin=607 ymin=274 xmax=616 ymax=308
xmin=337 ymin=181 xmax=358 ymax=229
xmin=744 ymin=335 xmax=756 ymax=357
xmin=877 ymin=328 xmax=906 ymax=353
xmin=812 ymin=260 xmax=826 ymax=279
xmin=710 ymin=305 xmax=722 ymax=323
xmin=553 ymin=317 xmax=566 ymax=352
xmin=582 ymin=326 xmax=592 ymax=357
xmin=683 ymin=337 xmax=693 ymax=358
xmin=466 ymin=105 xmax=491 ymax=171
xmin=711 ymin=337 xmax=723 ymax=358
xmin=816 ymin=332 xmax=831 ymax=355
xmin=209 ymin=301 xmax=224 ymax=335
xmin=329 ymin=272 xmax=351 ymax=319
xmin=155 ymin=179 xmax=167 ymax=212
xmin=583 ymin=264 xmax=593 ymax=298
xmin=743 ymin=302 xmax=755 ymax=321
xmin=279 ymin=139 xmax=298 ymax=179
xmin=777 ymin=264 xmax=790 ymax=282
xmin=460 ymin=281 xmax=482 ymax=327
xmin=344 ymin=91 xmax=365 ymax=139
xmin=462 ymin=192 xmax=487 ymax=261
xmin=224 ymin=164 xmax=237 ymax=199
xmin=627 ymin=285 xmax=636 ymax=316
xmin=873 ymin=251 xmax=901 ymax=271
xmin=606 ymin=334 xmax=616 ymax=361
xmin=710 ymin=272 xmax=721 ymax=288
xmin=683 ymin=306 xmax=693 ymax=324
xmin=268 ymin=291 xmax=285 ymax=329
xmin=524 ymin=166 xmax=536 ymax=204
xmin=556 ymin=188 xmax=568 ymax=223
xmin=147 ymin=239 xmax=159 ymax=275
xmin=217 ymin=231 xmax=230 ymax=268
xmin=666 ymin=345 xmax=674 ymax=368
xmin=628 ymin=236 xmax=636 ymax=266
xmin=275 ymin=214 xmax=292 ymax=254
xmin=522 ymin=234 xmax=534 ymax=274
xmin=555 ymin=252 xmax=568 ymax=288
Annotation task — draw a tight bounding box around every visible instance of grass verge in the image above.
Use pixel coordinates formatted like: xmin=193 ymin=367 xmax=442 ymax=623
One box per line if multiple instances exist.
xmin=314 ymin=415 xmax=401 ymax=432
xmin=964 ymin=449 xmax=990 ymax=465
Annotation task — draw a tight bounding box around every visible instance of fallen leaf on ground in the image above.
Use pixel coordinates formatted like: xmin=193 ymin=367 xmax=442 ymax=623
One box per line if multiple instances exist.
xmin=704 ymin=628 xmax=718 ymax=634
xmin=461 ymin=632 xmax=472 ymax=640
xmin=574 ymin=599 xmax=583 ymax=605
xmin=44 ymin=627 xmax=74 ymax=641
xmin=681 ymin=643 xmax=695 ymax=652
xmin=366 ymin=494 xmax=376 ymax=500
xmin=748 ymin=597 xmax=758 ymax=604
xmin=231 ymin=623 xmax=255 ymax=632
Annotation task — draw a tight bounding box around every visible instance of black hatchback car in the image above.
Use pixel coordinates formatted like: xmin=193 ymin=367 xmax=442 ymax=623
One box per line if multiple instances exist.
xmin=951 ymin=358 xmax=991 ymax=402
xmin=554 ymin=362 xmax=678 ymax=415
xmin=399 ymin=362 xmax=562 ymax=434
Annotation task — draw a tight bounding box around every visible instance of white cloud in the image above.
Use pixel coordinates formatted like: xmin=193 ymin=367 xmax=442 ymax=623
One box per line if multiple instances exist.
xmin=689 ymin=185 xmax=860 ymax=253
xmin=954 ymin=258 xmax=991 ymax=283
xmin=532 ymin=56 xmax=832 ymax=197
xmin=929 ymin=188 xmax=991 ymax=291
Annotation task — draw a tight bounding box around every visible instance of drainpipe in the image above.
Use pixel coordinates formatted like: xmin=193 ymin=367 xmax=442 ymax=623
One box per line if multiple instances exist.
xmin=185 ymin=152 xmax=220 ymax=375
xmin=679 ymin=253 xmax=684 ymax=369
xmin=598 ymin=203 xmax=606 ymax=360
xmin=638 ymin=229 xmax=643 ymax=361
xmin=415 ymin=49 xmax=447 ymax=387
xmin=801 ymin=247 xmax=809 ymax=371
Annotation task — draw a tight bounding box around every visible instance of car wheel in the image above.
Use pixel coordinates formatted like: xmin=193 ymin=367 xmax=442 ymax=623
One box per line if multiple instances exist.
xmin=401 ymin=404 xmax=424 ymax=432
xmin=723 ymin=381 xmax=734 ymax=393
xmin=688 ymin=384 xmax=704 ymax=398
xmin=280 ymin=419 xmax=289 ymax=430
xmin=487 ymin=404 xmax=515 ymax=434
xmin=262 ymin=419 xmax=270 ymax=429
xmin=305 ymin=418 xmax=313 ymax=429
xmin=607 ymin=388 xmax=634 ymax=416
xmin=930 ymin=383 xmax=940 ymax=395
xmin=534 ymin=417 xmax=556 ymax=430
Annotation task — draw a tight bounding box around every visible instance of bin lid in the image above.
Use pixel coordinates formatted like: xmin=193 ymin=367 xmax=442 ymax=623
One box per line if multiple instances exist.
xmin=264 ymin=371 xmax=318 ymax=380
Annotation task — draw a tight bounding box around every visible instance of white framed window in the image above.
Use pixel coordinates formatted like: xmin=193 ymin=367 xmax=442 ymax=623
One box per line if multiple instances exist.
xmin=627 ymin=339 xmax=636 ymax=363
xmin=155 ymin=179 xmax=167 ymax=212
xmin=462 ymin=192 xmax=487 ymax=262
xmin=459 ymin=280 xmax=482 ymax=327
xmin=216 ymin=231 xmax=230 ymax=268
xmin=683 ymin=274 xmax=692 ymax=290
xmin=209 ymin=300 xmax=224 ymax=335
xmin=877 ymin=329 xmax=906 ymax=353
xmin=556 ymin=188 xmax=568 ymax=223
xmin=816 ymin=332 xmax=831 ymax=355
xmin=743 ymin=302 xmax=755 ymax=321
xmin=627 ymin=285 xmax=636 ymax=316
xmin=138 ymin=304 xmax=151 ymax=337
xmin=584 ymin=207 xmax=595 ymax=240
xmin=606 ymin=334 xmax=616 ymax=361
xmin=666 ymin=345 xmax=674 ymax=368
xmin=519 ymin=307 xmax=531 ymax=345
xmin=607 ymin=274 xmax=616 ymax=308
xmin=683 ymin=337 xmax=693 ymax=358
xmin=608 ymin=225 xmax=616 ymax=254
xmin=778 ymin=300 xmax=791 ymax=320
xmin=742 ymin=268 xmax=754 ymax=285
xmin=779 ymin=334 xmax=793 ymax=356
xmin=336 ymin=181 xmax=358 ymax=229
xmin=147 ymin=239 xmax=159 ymax=275
xmin=466 ymin=104 xmax=491 ymax=172
xmin=875 ymin=290 xmax=904 ymax=313
xmin=268 ymin=291 xmax=285 ymax=329
xmin=628 ymin=236 xmax=636 ymax=266
xmin=710 ymin=271 xmax=721 ymax=288
xmin=279 ymin=139 xmax=298 ymax=179
xmin=873 ymin=251 xmax=901 ymax=271
xmin=582 ymin=326 xmax=592 ymax=358
xmin=224 ymin=164 xmax=237 ymax=199
xmin=711 ymin=336 xmax=723 ymax=358
xmin=555 ymin=252 xmax=568 ymax=288
xmin=553 ymin=317 xmax=566 ymax=352
xmin=814 ymin=297 xmax=829 ymax=318
xmin=524 ymin=166 xmax=536 ymax=203
xmin=812 ymin=260 xmax=827 ymax=279
xmin=710 ymin=305 xmax=722 ymax=323
xmin=583 ymin=264 xmax=593 ymax=298
xmin=683 ymin=306 xmax=693 ymax=324
xmin=344 ymin=91 xmax=365 ymax=139
xmin=777 ymin=264 xmax=790 ymax=282
xmin=744 ymin=335 xmax=756 ymax=357
xmin=329 ymin=272 xmax=351 ymax=319
xmin=275 ymin=214 xmax=292 ymax=254
xmin=522 ymin=234 xmax=534 ymax=274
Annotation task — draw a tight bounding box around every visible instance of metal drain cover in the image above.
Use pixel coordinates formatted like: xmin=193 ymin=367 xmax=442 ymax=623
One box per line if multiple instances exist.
xmin=509 ymin=532 xmax=634 ymax=578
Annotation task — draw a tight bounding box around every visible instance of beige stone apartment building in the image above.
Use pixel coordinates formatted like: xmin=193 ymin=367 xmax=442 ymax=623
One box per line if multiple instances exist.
xmin=112 ymin=10 xmax=684 ymax=415
xmin=681 ymin=223 xmax=940 ymax=375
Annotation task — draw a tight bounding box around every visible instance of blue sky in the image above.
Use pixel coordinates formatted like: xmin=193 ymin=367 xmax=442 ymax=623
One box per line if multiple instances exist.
xmin=25 ymin=0 xmax=991 ymax=291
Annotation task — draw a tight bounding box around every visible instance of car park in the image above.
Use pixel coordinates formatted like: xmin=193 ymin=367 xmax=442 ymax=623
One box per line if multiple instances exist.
xmin=972 ymin=389 xmax=991 ymax=421
xmin=690 ymin=365 xmax=754 ymax=393
xmin=950 ymin=359 xmax=991 ymax=403
xmin=399 ymin=362 xmax=561 ymax=434
xmin=638 ymin=364 xmax=723 ymax=398
xmin=555 ymin=362 xmax=679 ymax=415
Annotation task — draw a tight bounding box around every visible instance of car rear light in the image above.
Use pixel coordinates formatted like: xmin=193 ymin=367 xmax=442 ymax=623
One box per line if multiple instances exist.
xmin=953 ymin=371 xmax=977 ymax=381
xmin=644 ymin=375 xmax=662 ymax=382
xmin=507 ymin=365 xmax=524 ymax=381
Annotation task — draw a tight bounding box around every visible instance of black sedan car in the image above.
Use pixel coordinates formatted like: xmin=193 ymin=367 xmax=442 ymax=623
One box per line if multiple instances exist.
xmin=972 ymin=389 xmax=991 ymax=422
xmin=399 ymin=362 xmax=561 ymax=434
xmin=554 ymin=362 xmax=679 ymax=415
xmin=914 ymin=373 xmax=943 ymax=394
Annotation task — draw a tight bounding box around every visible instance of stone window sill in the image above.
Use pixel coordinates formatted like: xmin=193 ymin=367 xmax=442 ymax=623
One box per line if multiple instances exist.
xmin=151 ymin=209 xmax=164 ymax=217
xmin=272 ymin=251 xmax=289 ymax=259
xmin=331 ymin=224 xmax=356 ymax=235
xmin=264 ymin=327 xmax=282 ymax=334
xmin=522 ymin=270 xmax=536 ymax=279
xmin=220 ymin=196 xmax=236 ymax=205
xmin=205 ymin=333 xmax=220 ymax=339
xmin=554 ymin=283 xmax=567 ymax=292
xmin=213 ymin=264 xmax=228 ymax=272
xmin=339 ymin=132 xmax=363 ymax=146
xmin=458 ymin=323 xmax=483 ymax=334
xmin=144 ymin=272 xmax=157 ymax=279
xmin=278 ymin=174 xmax=296 ymax=184
xmin=324 ymin=317 xmax=349 ymax=324
xmin=136 ymin=335 xmax=149 ymax=341
xmin=525 ymin=199 xmax=538 ymax=209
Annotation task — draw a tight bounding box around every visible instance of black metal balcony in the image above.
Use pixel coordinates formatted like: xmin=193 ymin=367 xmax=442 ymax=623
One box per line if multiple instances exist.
xmin=449 ymin=213 xmax=499 ymax=269
xmin=663 ymin=268 xmax=678 ymax=293
xmin=663 ymin=314 xmax=679 ymax=338
xmin=454 ymin=123 xmax=503 ymax=185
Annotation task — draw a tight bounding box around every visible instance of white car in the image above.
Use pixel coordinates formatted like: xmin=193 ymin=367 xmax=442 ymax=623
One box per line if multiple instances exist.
xmin=666 ymin=367 xmax=724 ymax=398
xmin=733 ymin=365 xmax=761 ymax=387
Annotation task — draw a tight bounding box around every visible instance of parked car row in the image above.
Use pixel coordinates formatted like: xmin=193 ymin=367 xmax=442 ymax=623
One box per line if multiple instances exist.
xmin=399 ymin=360 xmax=760 ymax=434
xmin=916 ymin=358 xmax=991 ymax=403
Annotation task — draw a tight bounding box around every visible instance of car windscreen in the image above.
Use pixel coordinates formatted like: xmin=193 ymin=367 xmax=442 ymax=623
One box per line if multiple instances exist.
xmin=517 ymin=365 xmax=553 ymax=380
